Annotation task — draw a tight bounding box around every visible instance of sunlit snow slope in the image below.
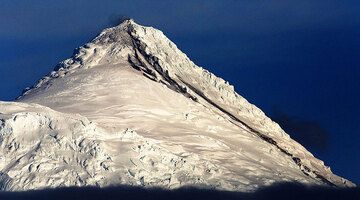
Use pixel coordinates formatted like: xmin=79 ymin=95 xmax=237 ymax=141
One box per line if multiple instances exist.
xmin=0 ymin=20 xmax=354 ymax=191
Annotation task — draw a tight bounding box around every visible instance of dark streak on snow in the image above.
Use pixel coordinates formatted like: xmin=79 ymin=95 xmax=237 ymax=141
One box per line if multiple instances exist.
xmin=179 ymin=80 xmax=337 ymax=187
xmin=127 ymin=31 xmax=198 ymax=102
xmin=125 ymin=24 xmax=336 ymax=187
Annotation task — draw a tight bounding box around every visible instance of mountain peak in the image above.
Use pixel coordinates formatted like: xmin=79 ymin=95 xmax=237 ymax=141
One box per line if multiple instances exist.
xmin=113 ymin=17 xmax=137 ymax=27
xmin=18 ymin=20 xmax=186 ymax=98
xmin=11 ymin=21 xmax=355 ymax=190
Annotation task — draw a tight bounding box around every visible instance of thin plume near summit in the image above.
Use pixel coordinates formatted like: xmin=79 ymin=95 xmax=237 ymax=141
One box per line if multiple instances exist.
xmin=0 ymin=20 xmax=355 ymax=192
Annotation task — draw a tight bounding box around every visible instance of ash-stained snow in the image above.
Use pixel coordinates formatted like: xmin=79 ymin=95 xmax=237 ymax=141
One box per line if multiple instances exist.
xmin=0 ymin=20 xmax=354 ymax=191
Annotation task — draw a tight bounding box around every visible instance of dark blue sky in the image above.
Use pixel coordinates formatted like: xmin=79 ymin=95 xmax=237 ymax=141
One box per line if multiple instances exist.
xmin=0 ymin=1 xmax=359 ymax=184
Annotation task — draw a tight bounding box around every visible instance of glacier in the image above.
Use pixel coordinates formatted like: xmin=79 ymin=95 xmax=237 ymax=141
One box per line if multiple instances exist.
xmin=0 ymin=19 xmax=354 ymax=191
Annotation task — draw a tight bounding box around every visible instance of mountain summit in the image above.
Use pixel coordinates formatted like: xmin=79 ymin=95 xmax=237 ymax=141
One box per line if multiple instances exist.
xmin=0 ymin=20 xmax=354 ymax=191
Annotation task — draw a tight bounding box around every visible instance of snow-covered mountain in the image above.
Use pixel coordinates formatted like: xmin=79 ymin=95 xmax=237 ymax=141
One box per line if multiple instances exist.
xmin=0 ymin=19 xmax=354 ymax=191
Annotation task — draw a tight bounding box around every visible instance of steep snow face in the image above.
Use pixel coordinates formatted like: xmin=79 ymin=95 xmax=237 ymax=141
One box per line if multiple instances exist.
xmin=0 ymin=20 xmax=353 ymax=191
